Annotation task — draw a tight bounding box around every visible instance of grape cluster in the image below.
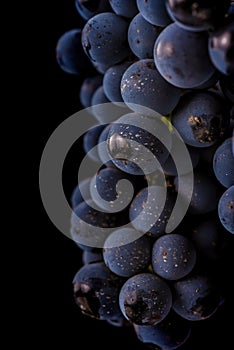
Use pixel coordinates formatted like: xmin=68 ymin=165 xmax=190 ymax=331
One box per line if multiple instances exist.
xmin=56 ymin=1 xmax=234 ymax=349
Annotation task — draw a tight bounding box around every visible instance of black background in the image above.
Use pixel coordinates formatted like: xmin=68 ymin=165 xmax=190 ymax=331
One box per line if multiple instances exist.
xmin=41 ymin=1 xmax=233 ymax=348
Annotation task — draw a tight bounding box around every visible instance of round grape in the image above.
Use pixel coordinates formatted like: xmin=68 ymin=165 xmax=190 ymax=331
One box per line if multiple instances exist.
xmin=119 ymin=273 xmax=172 ymax=325
xmin=152 ymin=234 xmax=197 ymax=281
xmin=213 ymin=138 xmax=234 ymax=188
xmin=103 ymin=228 xmax=152 ymax=277
xmin=218 ymin=185 xmax=234 ymax=234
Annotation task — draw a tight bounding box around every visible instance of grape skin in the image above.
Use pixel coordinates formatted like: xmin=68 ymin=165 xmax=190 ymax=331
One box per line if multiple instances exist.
xmin=154 ymin=23 xmax=216 ymax=89
xmin=121 ymin=59 xmax=181 ymax=115
xmin=73 ymin=262 xmax=124 ymax=320
xmin=218 ymin=185 xmax=234 ymax=234
xmin=171 ymin=91 xmax=229 ymax=148
xmin=128 ymin=13 xmax=162 ymax=59
xmin=136 ymin=0 xmax=172 ymax=27
xmin=119 ymin=273 xmax=172 ymax=325
xmin=109 ymin=0 xmax=138 ymax=19
xmin=103 ymin=229 xmax=152 ymax=277
xmin=152 ymin=234 xmax=197 ymax=281
xmin=134 ymin=311 xmax=191 ymax=350
xmin=81 ymin=13 xmax=131 ymax=66
xmin=172 ymin=275 xmax=223 ymax=321
xmin=213 ymin=138 xmax=234 ymax=188
xmin=56 ymin=29 xmax=94 ymax=75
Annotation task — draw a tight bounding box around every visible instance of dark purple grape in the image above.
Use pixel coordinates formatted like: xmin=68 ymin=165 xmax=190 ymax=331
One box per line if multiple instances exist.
xmin=103 ymin=229 xmax=152 ymax=277
xmin=79 ymin=75 xmax=103 ymax=108
xmin=90 ymin=167 xmax=134 ymax=211
xmin=103 ymin=60 xmax=134 ymax=104
xmin=121 ymin=59 xmax=181 ymax=115
xmin=174 ymin=170 xmax=220 ymax=215
xmin=71 ymin=177 xmax=91 ymax=209
xmin=166 ymin=0 xmax=230 ymax=32
xmin=81 ymin=13 xmax=131 ymax=66
xmin=119 ymin=273 xmax=172 ymax=325
xmin=129 ymin=186 xmax=176 ymax=237
xmin=107 ymin=113 xmax=171 ymax=175
xmin=75 ymin=0 xmax=112 ymax=20
xmin=128 ymin=13 xmax=162 ymax=59
xmin=73 ymin=262 xmax=124 ymax=320
xmin=152 ymin=234 xmax=197 ymax=281
xmin=56 ymin=29 xmax=94 ymax=75
xmin=137 ymin=0 xmax=172 ymax=27
xmin=109 ymin=0 xmax=138 ymax=19
xmin=218 ymin=185 xmax=234 ymax=234
xmin=154 ymin=23 xmax=216 ymax=88
xmin=209 ymin=21 xmax=234 ymax=76
xmin=213 ymin=138 xmax=234 ymax=188
xmin=171 ymin=91 xmax=229 ymax=148
xmin=172 ymin=274 xmax=223 ymax=321
xmin=134 ymin=311 xmax=191 ymax=350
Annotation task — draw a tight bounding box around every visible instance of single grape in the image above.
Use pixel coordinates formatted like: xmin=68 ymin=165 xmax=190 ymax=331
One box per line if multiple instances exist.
xmin=213 ymin=138 xmax=234 ymax=188
xmin=103 ymin=60 xmax=134 ymax=105
xmin=154 ymin=23 xmax=216 ymax=89
xmin=73 ymin=262 xmax=124 ymax=320
xmin=172 ymin=274 xmax=223 ymax=321
xmin=134 ymin=311 xmax=191 ymax=350
xmin=109 ymin=0 xmax=138 ymax=19
xmin=129 ymin=186 xmax=176 ymax=237
xmin=128 ymin=13 xmax=162 ymax=59
xmin=208 ymin=21 xmax=234 ymax=76
xmin=107 ymin=113 xmax=171 ymax=175
xmin=152 ymin=234 xmax=197 ymax=281
xmin=89 ymin=167 xmax=134 ymax=211
xmin=121 ymin=59 xmax=181 ymax=115
xmin=136 ymin=0 xmax=172 ymax=27
xmin=75 ymin=0 xmax=112 ymax=20
xmin=56 ymin=29 xmax=94 ymax=75
xmin=103 ymin=228 xmax=152 ymax=277
xmin=218 ymin=185 xmax=234 ymax=234
xmin=171 ymin=91 xmax=229 ymax=148
xmin=119 ymin=273 xmax=172 ymax=325
xmin=166 ymin=0 xmax=230 ymax=32
xmin=81 ymin=13 xmax=131 ymax=66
